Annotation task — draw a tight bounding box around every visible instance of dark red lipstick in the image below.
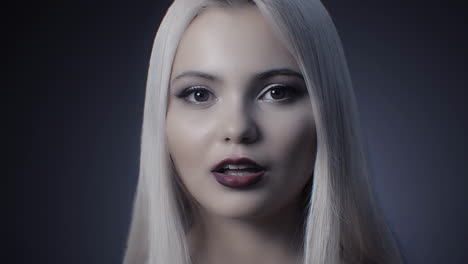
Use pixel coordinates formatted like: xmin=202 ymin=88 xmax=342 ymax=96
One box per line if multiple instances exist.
xmin=211 ymin=157 xmax=267 ymax=188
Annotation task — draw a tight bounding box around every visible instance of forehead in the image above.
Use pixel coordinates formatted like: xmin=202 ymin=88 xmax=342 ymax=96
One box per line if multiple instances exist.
xmin=171 ymin=5 xmax=299 ymax=79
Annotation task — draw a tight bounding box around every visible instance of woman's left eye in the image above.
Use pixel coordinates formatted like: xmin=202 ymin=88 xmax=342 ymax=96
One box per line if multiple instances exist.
xmin=258 ymin=84 xmax=299 ymax=102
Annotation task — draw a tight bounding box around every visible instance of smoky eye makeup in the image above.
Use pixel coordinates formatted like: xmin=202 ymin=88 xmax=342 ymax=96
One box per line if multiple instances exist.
xmin=175 ymin=85 xmax=209 ymax=98
xmin=257 ymin=83 xmax=306 ymax=102
xmin=254 ymin=75 xmax=308 ymax=103
xmin=170 ymin=72 xmax=308 ymax=106
xmin=173 ymin=80 xmax=307 ymax=106
xmin=175 ymin=85 xmax=217 ymax=105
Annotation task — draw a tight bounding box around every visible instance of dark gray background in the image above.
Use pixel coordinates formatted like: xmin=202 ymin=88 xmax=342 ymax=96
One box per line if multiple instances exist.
xmin=11 ymin=0 xmax=467 ymax=263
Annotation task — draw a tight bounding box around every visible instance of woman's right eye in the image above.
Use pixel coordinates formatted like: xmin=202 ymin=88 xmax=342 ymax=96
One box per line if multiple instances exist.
xmin=176 ymin=86 xmax=215 ymax=104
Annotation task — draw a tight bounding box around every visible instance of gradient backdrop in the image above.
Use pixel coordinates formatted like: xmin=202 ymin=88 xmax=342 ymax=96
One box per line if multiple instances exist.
xmin=10 ymin=0 xmax=467 ymax=263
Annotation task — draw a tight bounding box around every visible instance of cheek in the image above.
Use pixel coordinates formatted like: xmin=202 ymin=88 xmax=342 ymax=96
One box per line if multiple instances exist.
xmin=261 ymin=106 xmax=316 ymax=178
xmin=165 ymin=105 xmax=216 ymax=180
xmin=166 ymin=107 xmax=198 ymax=174
xmin=263 ymin=104 xmax=315 ymax=153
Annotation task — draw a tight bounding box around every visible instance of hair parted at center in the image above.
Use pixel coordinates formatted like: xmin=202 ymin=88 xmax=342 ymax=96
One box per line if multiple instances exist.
xmin=123 ymin=0 xmax=404 ymax=263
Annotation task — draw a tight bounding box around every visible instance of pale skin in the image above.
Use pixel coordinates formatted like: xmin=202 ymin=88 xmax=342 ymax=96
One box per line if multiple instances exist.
xmin=166 ymin=5 xmax=317 ymax=264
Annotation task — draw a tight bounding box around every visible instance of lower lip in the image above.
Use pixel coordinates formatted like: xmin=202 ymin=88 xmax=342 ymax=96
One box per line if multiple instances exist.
xmin=212 ymin=170 xmax=266 ymax=188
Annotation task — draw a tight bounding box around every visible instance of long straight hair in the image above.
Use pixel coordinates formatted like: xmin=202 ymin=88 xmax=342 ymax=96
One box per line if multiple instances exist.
xmin=123 ymin=0 xmax=403 ymax=263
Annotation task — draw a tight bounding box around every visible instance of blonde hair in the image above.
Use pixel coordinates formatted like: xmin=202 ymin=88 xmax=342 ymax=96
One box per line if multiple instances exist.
xmin=123 ymin=0 xmax=404 ymax=263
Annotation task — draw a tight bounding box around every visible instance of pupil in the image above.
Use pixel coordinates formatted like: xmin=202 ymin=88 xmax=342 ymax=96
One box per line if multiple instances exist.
xmin=271 ymin=88 xmax=285 ymax=99
xmin=195 ymin=91 xmax=208 ymax=101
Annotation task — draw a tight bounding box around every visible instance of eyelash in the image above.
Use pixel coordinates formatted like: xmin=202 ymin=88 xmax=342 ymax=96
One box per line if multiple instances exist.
xmin=176 ymin=86 xmax=215 ymax=104
xmin=259 ymin=84 xmax=301 ymax=102
xmin=176 ymin=84 xmax=301 ymax=105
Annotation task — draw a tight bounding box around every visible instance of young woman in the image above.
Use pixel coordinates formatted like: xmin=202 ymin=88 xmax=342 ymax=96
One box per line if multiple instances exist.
xmin=124 ymin=0 xmax=404 ymax=263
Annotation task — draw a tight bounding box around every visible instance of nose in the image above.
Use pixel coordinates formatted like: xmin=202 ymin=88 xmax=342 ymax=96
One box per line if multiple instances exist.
xmin=220 ymin=100 xmax=259 ymax=145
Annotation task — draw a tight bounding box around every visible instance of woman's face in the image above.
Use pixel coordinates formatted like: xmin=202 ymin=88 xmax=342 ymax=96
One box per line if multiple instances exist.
xmin=166 ymin=6 xmax=316 ymax=220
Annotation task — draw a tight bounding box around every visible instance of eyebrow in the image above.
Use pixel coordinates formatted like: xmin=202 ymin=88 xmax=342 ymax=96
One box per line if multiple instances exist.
xmin=255 ymin=68 xmax=304 ymax=81
xmin=171 ymin=68 xmax=304 ymax=85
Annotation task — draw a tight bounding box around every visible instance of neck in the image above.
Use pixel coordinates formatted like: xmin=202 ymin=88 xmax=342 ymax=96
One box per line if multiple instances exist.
xmin=187 ymin=199 xmax=306 ymax=264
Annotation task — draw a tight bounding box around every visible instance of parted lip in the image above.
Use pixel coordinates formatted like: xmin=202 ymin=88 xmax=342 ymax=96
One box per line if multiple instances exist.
xmin=211 ymin=157 xmax=266 ymax=172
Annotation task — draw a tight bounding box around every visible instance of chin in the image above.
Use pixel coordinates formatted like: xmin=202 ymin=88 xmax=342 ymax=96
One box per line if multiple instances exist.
xmin=197 ymin=187 xmax=277 ymax=219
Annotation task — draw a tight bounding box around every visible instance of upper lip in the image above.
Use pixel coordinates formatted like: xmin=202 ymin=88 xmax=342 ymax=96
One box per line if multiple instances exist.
xmin=211 ymin=157 xmax=266 ymax=172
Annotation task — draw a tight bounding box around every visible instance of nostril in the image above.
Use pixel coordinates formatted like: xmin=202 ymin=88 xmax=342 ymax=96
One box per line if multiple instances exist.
xmin=241 ymin=136 xmax=253 ymax=143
